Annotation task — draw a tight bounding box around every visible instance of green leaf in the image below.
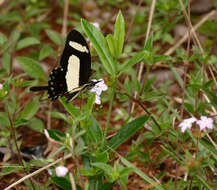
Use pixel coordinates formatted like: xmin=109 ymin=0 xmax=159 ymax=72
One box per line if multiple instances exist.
xmin=60 ymin=97 xmax=80 ymax=117
xmin=87 ymin=116 xmax=103 ymax=144
xmin=16 ymin=37 xmax=40 ymax=50
xmin=184 ymin=103 xmax=194 ymax=114
xmin=2 ymin=53 xmax=11 ymax=74
xmin=10 ymin=29 xmax=21 ymax=44
xmin=195 ymin=175 xmax=213 ymax=190
xmin=120 ymin=156 xmax=166 ymax=190
xmin=95 ymin=151 xmax=109 ymax=163
xmin=28 ymin=117 xmax=44 ymax=133
xmin=14 ymin=119 xmax=28 ymax=127
xmin=83 ymin=93 xmax=95 ymax=120
xmin=118 ymin=50 xmax=149 ymax=75
xmin=45 ymin=29 xmax=62 ymax=46
xmin=81 ymin=19 xmax=116 ymax=76
xmin=0 ymin=32 xmax=7 ymax=46
xmin=20 ymin=97 xmax=40 ymax=120
xmin=47 ymin=129 xmax=66 ymax=141
xmin=114 ymin=11 xmax=125 ymax=57
xmin=106 ymin=34 xmax=116 ymax=57
xmin=106 ymin=115 xmax=150 ymax=151
xmin=92 ymin=162 xmax=113 ymax=176
xmin=17 ymin=56 xmax=45 ymax=79
xmin=51 ymin=177 xmax=72 ymax=190
xmin=0 ymin=166 xmax=22 ymax=177
xmin=39 ymin=44 xmax=54 ymax=60
xmin=144 ymin=34 xmax=153 ymax=52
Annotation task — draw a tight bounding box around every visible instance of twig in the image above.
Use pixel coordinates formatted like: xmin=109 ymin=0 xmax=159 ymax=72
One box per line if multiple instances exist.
xmin=69 ymin=172 xmax=77 ymax=190
xmin=4 ymin=153 xmax=72 ymax=190
xmin=126 ymin=0 xmax=144 ymax=42
xmin=6 ymin=106 xmax=36 ymax=190
xmin=206 ymin=133 xmax=217 ymax=150
xmin=117 ymin=81 xmax=161 ymax=131
xmin=61 ymin=0 xmax=69 ymax=38
xmin=176 ymin=1 xmax=191 ymax=187
xmin=130 ymin=0 xmax=156 ymax=114
xmin=155 ymin=9 xmax=216 ymax=64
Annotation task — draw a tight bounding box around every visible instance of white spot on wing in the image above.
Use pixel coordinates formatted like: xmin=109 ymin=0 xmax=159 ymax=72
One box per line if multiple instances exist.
xmin=69 ymin=41 xmax=89 ymax=53
xmin=66 ymin=55 xmax=80 ymax=91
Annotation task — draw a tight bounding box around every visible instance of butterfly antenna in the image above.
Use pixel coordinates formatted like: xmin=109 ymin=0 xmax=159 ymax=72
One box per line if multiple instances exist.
xmin=30 ymin=86 xmax=49 ymax=92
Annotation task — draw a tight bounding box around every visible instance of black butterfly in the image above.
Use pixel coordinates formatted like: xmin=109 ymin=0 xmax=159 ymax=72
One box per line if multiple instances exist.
xmin=30 ymin=30 xmax=98 ymax=102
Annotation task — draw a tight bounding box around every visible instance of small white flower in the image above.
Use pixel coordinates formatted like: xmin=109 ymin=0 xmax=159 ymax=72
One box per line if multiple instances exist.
xmin=178 ymin=117 xmax=197 ymax=133
xmin=91 ymin=79 xmax=108 ymax=95
xmin=0 ymin=83 xmax=3 ymax=90
xmin=44 ymin=129 xmax=50 ymax=139
xmin=196 ymin=116 xmax=214 ymax=131
xmin=55 ymin=166 xmax=68 ymax=177
xmin=95 ymin=95 xmax=101 ymax=104
xmin=91 ymin=79 xmax=108 ymax=104
xmin=91 ymin=22 xmax=100 ymax=30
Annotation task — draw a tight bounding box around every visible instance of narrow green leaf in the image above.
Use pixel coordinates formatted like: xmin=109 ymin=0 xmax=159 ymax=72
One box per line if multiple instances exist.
xmin=20 ymin=97 xmax=40 ymax=120
xmin=51 ymin=177 xmax=72 ymax=190
xmin=2 ymin=53 xmax=11 ymax=74
xmin=47 ymin=129 xmax=66 ymax=142
xmin=17 ymin=56 xmax=45 ymax=79
xmin=87 ymin=116 xmax=103 ymax=144
xmin=45 ymin=29 xmax=62 ymax=46
xmin=39 ymin=44 xmax=54 ymax=60
xmin=120 ymin=156 xmax=166 ymax=190
xmin=0 ymin=32 xmax=7 ymax=46
xmin=169 ymin=62 xmax=183 ymax=88
xmin=106 ymin=34 xmax=116 ymax=57
xmin=81 ymin=19 xmax=116 ymax=76
xmin=114 ymin=11 xmax=125 ymax=57
xmin=144 ymin=34 xmax=153 ymax=52
xmin=0 ymin=166 xmax=22 ymax=177
xmin=106 ymin=115 xmax=150 ymax=150
xmin=28 ymin=117 xmax=44 ymax=133
xmin=16 ymin=37 xmax=40 ymax=50
xmin=92 ymin=162 xmax=113 ymax=176
xmin=195 ymin=175 xmax=213 ymax=190
xmin=118 ymin=50 xmax=149 ymax=75
xmin=60 ymin=97 xmax=80 ymax=117
xmin=10 ymin=29 xmax=21 ymax=44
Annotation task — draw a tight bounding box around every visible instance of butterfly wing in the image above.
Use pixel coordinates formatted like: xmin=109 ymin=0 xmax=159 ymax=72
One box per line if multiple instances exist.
xmin=30 ymin=30 xmax=91 ymax=101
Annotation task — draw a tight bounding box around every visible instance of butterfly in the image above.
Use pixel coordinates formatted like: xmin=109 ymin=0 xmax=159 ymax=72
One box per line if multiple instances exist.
xmin=30 ymin=30 xmax=98 ymax=102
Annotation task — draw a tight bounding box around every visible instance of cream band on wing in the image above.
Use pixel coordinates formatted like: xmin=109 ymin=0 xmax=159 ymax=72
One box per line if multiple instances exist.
xmin=69 ymin=41 xmax=89 ymax=53
xmin=66 ymin=55 xmax=80 ymax=91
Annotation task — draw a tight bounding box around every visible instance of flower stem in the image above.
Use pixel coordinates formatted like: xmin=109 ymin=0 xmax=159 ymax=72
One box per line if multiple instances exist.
xmin=103 ymin=81 xmax=116 ymax=146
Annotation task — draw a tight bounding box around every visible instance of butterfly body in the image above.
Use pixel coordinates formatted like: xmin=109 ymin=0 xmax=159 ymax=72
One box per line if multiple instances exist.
xmin=30 ymin=30 xmax=92 ymax=101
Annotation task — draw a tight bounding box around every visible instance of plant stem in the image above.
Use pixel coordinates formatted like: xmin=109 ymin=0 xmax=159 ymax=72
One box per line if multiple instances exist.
xmin=103 ymin=81 xmax=116 ymax=146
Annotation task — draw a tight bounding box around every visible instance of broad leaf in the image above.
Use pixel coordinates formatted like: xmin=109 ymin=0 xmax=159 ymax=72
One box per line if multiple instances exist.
xmin=45 ymin=29 xmax=62 ymax=46
xmin=106 ymin=115 xmax=150 ymax=150
xmin=51 ymin=177 xmax=72 ymax=190
xmin=20 ymin=97 xmax=40 ymax=120
xmin=39 ymin=44 xmax=54 ymax=60
xmin=81 ymin=19 xmax=116 ymax=76
xmin=114 ymin=11 xmax=125 ymax=57
xmin=17 ymin=56 xmax=45 ymax=79
xmin=16 ymin=37 xmax=40 ymax=50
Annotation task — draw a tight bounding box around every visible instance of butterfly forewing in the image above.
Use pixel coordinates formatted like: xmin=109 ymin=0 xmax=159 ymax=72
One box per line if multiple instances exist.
xmin=46 ymin=30 xmax=91 ymax=100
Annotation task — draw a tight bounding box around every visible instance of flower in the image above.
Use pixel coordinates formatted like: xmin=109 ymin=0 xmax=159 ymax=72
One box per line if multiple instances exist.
xmin=44 ymin=129 xmax=50 ymax=139
xmin=196 ymin=116 xmax=214 ymax=131
xmin=0 ymin=83 xmax=3 ymax=90
xmin=178 ymin=117 xmax=197 ymax=133
xmin=55 ymin=166 xmax=68 ymax=177
xmin=90 ymin=22 xmax=100 ymax=30
xmin=91 ymin=79 xmax=108 ymax=104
